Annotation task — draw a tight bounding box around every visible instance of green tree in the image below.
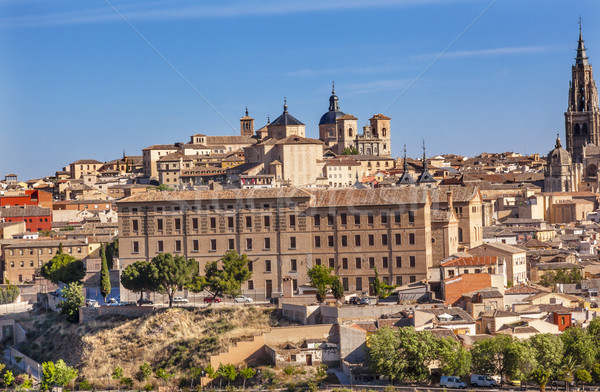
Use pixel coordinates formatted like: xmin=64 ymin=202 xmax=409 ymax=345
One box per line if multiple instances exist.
xmin=40 ymin=253 xmax=85 ymax=284
xmin=41 ymin=360 xmax=78 ymax=391
xmin=471 ymin=335 xmax=516 ymax=383
xmin=100 ymin=245 xmax=111 ymax=302
xmin=151 ymin=253 xmax=197 ymax=307
xmin=239 ymin=366 xmax=256 ymax=389
xmin=561 ymin=326 xmax=598 ymax=369
xmin=367 ymin=326 xmax=437 ymax=383
xmin=529 ymin=333 xmax=565 ymax=375
xmin=530 ymin=367 xmax=552 ymax=392
xmin=112 ymin=366 xmax=124 ymax=391
xmin=505 ymin=339 xmax=537 ymax=381
xmin=341 ymin=147 xmax=359 ymax=155
xmin=57 ymin=282 xmax=84 ymax=322
xmin=588 ymin=318 xmax=600 ymax=355
xmin=105 ymin=239 xmax=118 ymax=271
xmin=3 ymin=370 xmax=14 ymax=387
xmin=58 ymin=242 xmax=63 ymax=255
xmin=576 ymin=369 xmax=592 ymax=390
xmin=121 ymin=261 xmax=159 ymax=303
xmin=371 ymin=267 xmax=396 ymax=299
xmin=0 ymin=282 xmax=20 ymax=304
xmin=331 ymin=276 xmax=345 ymax=303
xmin=435 ymin=336 xmax=472 ymax=376
xmin=189 ymin=250 xmax=250 ymax=303
xmin=307 ymin=265 xmax=333 ymax=303
xmin=591 ymin=363 xmax=600 ymax=383
xmin=216 ymin=364 xmax=237 ymax=389
xmin=138 ymin=362 xmax=152 ymax=382
xmin=560 ymin=356 xmax=578 ymax=392
xmin=155 ymin=368 xmax=173 ymax=386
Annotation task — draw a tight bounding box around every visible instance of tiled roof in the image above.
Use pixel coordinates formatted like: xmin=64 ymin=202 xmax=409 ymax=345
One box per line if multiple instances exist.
xmin=524 ymin=239 xmax=551 ymax=248
xmin=118 ymin=188 xmax=312 ymax=203
xmin=5 ymin=239 xmax=87 ymax=248
xmin=336 ymin=114 xmax=358 ymax=120
xmin=370 ymin=113 xmax=391 ymax=120
xmin=505 ymin=284 xmax=550 ymax=295
xmin=1 ymin=205 xmax=51 ymax=217
xmin=71 ymin=159 xmax=103 ymax=165
xmin=430 ymin=185 xmax=479 ymax=203
xmin=441 ymin=256 xmax=498 ymax=267
xmin=469 ymin=242 xmax=526 ymax=255
xmin=309 ymin=188 xmax=429 ymax=207
xmin=206 ymin=135 xmax=256 ymax=145
xmin=275 ymin=135 xmax=324 ymax=145
xmin=142 ymin=144 xmax=178 ymax=151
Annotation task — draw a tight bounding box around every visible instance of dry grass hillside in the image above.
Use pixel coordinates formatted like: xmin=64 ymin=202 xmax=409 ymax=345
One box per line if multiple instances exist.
xmin=19 ymin=306 xmax=292 ymax=387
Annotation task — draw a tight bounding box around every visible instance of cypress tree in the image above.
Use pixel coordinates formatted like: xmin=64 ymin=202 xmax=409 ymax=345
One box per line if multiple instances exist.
xmin=57 ymin=242 xmax=63 ymax=255
xmin=100 ymin=245 xmax=111 ymax=302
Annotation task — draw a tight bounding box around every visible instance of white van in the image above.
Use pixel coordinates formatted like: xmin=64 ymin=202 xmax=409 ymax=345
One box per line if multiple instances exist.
xmin=471 ymin=374 xmax=498 ymax=387
xmin=440 ymin=376 xmax=467 ymax=389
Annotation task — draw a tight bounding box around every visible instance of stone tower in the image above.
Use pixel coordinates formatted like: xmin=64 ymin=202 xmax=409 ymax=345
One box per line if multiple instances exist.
xmin=319 ymin=83 xmax=345 ymax=146
xmin=336 ymin=114 xmax=358 ymax=154
xmin=544 ymin=135 xmax=577 ymax=192
xmin=565 ymin=24 xmax=600 ymax=163
xmin=240 ymin=108 xmax=254 ymax=137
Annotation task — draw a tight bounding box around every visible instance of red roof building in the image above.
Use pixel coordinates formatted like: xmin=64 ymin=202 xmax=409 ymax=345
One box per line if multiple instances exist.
xmin=0 ymin=205 xmax=52 ymax=232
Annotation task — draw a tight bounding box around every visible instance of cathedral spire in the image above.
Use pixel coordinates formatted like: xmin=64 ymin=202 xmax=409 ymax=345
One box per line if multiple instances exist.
xmin=397 ymin=144 xmax=415 ymax=185
xmin=576 ymin=19 xmax=589 ymax=66
xmin=328 ymin=83 xmax=340 ymax=112
xmin=417 ymin=140 xmax=436 ymax=185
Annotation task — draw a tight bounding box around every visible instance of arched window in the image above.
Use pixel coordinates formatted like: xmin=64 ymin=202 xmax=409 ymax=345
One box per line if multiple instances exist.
xmin=382 ymin=128 xmax=387 ymax=137
xmin=574 ymin=124 xmax=581 ymax=135
xmin=348 ymin=128 xmax=353 ymax=137
xmin=458 ymin=228 xmax=463 ymax=243
xmin=582 ymin=123 xmax=589 ymax=135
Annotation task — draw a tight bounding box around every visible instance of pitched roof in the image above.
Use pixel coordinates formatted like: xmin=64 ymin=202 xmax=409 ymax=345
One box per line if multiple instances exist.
xmin=205 ymin=135 xmax=256 ymax=145
xmin=505 ymin=283 xmax=550 ymax=295
xmin=441 ymin=256 xmax=498 ymax=267
xmin=70 ymin=159 xmax=103 ymax=165
xmin=0 ymin=205 xmax=51 ymax=217
xmin=469 ymin=242 xmax=526 ymax=255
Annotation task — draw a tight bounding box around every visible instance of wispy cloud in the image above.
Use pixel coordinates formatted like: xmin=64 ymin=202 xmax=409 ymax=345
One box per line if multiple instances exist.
xmin=411 ymin=45 xmax=556 ymax=61
xmin=286 ymin=65 xmax=397 ymax=77
xmin=0 ymin=0 xmax=470 ymax=28
xmin=343 ymin=79 xmax=412 ymax=95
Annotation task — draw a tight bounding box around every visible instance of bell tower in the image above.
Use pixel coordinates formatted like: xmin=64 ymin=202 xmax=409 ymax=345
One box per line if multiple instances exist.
xmin=240 ymin=107 xmax=254 ymax=137
xmin=565 ymin=21 xmax=600 ymax=163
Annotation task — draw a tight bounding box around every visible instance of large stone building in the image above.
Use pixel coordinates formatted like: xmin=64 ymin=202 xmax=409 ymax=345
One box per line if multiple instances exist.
xmin=565 ymin=26 xmax=600 ymax=163
xmin=544 ymin=135 xmax=578 ymax=192
xmin=117 ymin=185 xmax=483 ymax=299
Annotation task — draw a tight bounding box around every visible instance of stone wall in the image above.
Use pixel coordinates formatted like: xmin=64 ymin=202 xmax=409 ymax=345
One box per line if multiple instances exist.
xmin=79 ymin=305 xmax=154 ymax=323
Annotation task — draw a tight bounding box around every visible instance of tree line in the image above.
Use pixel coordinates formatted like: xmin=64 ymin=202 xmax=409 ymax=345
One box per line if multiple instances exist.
xmin=367 ymin=318 xmax=600 ymax=391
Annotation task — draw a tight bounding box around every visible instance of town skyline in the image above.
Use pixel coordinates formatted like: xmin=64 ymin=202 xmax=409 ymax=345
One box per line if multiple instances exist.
xmin=1 ymin=0 xmax=600 ymax=180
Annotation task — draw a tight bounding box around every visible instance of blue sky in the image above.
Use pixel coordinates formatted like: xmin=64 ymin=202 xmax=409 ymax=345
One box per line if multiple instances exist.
xmin=1 ymin=0 xmax=599 ymax=180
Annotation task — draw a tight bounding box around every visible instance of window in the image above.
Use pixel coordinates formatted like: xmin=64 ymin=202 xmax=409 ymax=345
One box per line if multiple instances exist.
xmin=264 ymin=215 xmax=271 ymax=228
xmin=175 ymin=218 xmax=181 ymax=231
xmin=396 ymin=276 xmax=402 ymax=286
xmin=315 ymin=258 xmax=322 ymax=266
xmin=382 ymin=234 xmax=388 ymax=246
xmin=341 ymin=235 xmax=348 ymax=247
xmin=246 ymin=216 xmax=252 ymax=228
xmin=192 ymin=218 xmax=198 ymax=230
xmin=158 ymin=240 xmax=164 ymax=252
xmin=175 ymin=240 xmax=182 ymax=252
xmin=314 ymin=214 xmax=320 ymax=226
xmin=328 ymin=236 xmax=334 ymax=247
xmin=289 ymin=214 xmax=296 ymax=227
xmin=395 ymin=234 xmax=402 ymax=245
xmin=381 ymin=212 xmax=388 ymax=224
xmin=248 ymin=280 xmax=254 ymax=290
xmin=228 ymin=239 xmax=235 ymax=250
xmin=265 ymin=260 xmax=272 ymax=272
xmin=368 ymin=235 xmax=374 ymax=246
xmin=396 ymin=256 xmax=402 ymax=268
xmin=315 ymin=236 xmax=321 ymax=248
xmin=210 ymin=217 xmax=216 ymax=229
xmin=409 ymin=276 xmax=416 ymax=283
xmin=342 ymin=258 xmax=348 ymax=269
xmin=157 ymin=219 xmax=163 ymax=231
xmin=356 ymin=258 xmax=362 ymax=269
xmin=132 ymin=241 xmax=139 ymax=253
xmin=193 ymin=240 xmax=199 ymax=252
xmin=246 ymin=238 xmax=253 ymax=250
xmin=132 ymin=219 xmax=139 ymax=231
xmin=354 ymin=214 xmax=360 ymax=225
xmin=329 ymin=258 xmax=335 ymax=268
xmin=340 ymin=213 xmax=347 ymax=225
xmin=394 ymin=212 xmax=401 ymax=223
xmin=248 ymin=261 xmax=253 ymax=272
xmin=327 ymin=214 xmax=334 ymax=226
xmin=409 ymin=233 xmax=415 ymax=245
xmin=228 ymin=216 xmax=234 ymax=229
xmin=355 ymin=235 xmax=361 ymax=246
xmin=369 ymin=257 xmax=375 ymax=268
xmin=290 ymin=237 xmax=296 ymax=249
xmin=210 ymin=239 xmax=217 ymax=251
xmin=290 ymin=259 xmax=297 ymax=271
xmin=264 ymin=237 xmax=271 ymax=249
xmin=30 ymin=261 xmax=34 ymax=267
xmin=383 ymin=257 xmax=388 ymax=268
xmin=410 ymin=256 xmax=416 ymax=268
xmin=356 ymin=277 xmax=362 ymax=291
xmin=342 ymin=278 xmax=349 ymax=291
xmin=368 ymin=213 xmax=374 ymax=225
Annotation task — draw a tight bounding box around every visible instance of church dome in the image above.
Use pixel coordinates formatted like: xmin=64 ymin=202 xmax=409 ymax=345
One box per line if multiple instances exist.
xmin=548 ymin=135 xmax=572 ymax=165
xmin=319 ymin=84 xmax=345 ymax=125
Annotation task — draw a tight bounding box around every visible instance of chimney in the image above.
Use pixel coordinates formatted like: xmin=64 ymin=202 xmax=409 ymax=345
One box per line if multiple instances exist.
xmin=446 ymin=190 xmax=454 ymax=212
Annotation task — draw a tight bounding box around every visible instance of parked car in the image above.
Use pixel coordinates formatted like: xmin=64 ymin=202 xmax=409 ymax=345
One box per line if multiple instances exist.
xmin=234 ymin=296 xmax=253 ymax=303
xmin=471 ymin=374 xmax=497 ymax=387
xmin=551 ymin=380 xmax=575 ymax=390
xmin=269 ymin=297 xmax=279 ymax=305
xmin=359 ymin=297 xmax=371 ymax=305
xmin=107 ymin=297 xmax=118 ymax=304
xmin=173 ymin=297 xmax=189 ymax=304
xmin=440 ymin=376 xmax=466 ymax=389
xmin=203 ymin=297 xmax=221 ymax=303
xmin=137 ymin=298 xmax=154 ymax=306
xmin=348 ymin=297 xmax=360 ymax=305
xmin=85 ymin=299 xmax=99 ymax=307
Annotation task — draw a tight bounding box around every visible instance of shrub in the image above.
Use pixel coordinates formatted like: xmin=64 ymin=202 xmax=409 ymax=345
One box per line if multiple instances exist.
xmin=78 ymin=380 xmax=92 ymax=390
xmin=283 ymin=365 xmax=295 ymax=375
xmin=144 ymin=383 xmax=154 ymax=391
